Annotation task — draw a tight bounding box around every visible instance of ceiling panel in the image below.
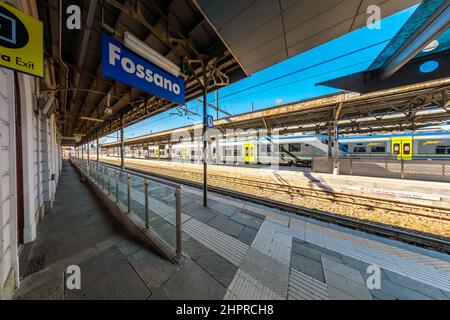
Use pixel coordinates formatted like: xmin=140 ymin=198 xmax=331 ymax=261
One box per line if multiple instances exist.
xmin=231 ymin=14 xmax=284 ymax=58
xmin=194 ymin=0 xmax=421 ymax=75
xmin=220 ymin=0 xmax=279 ymax=46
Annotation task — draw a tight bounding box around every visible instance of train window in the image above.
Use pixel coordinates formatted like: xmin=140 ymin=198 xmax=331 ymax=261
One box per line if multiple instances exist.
xmin=279 ymin=144 xmax=287 ymax=152
xmin=436 ymin=146 xmax=449 ymax=154
xmin=403 ymin=143 xmax=411 ymax=155
xmin=393 ymin=143 xmax=400 ymax=154
xmin=289 ymin=144 xmax=301 ymax=152
xmin=370 ymin=146 xmax=386 ymax=153
xmin=213 ymin=148 xmax=216 ymax=154
xmin=267 ymin=145 xmax=271 ymax=153
xmin=191 ymin=150 xmax=195 ymax=156
xmin=353 ymin=147 xmax=366 ymax=153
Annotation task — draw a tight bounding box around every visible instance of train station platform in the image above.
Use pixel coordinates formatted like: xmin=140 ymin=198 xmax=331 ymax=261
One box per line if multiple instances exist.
xmin=14 ymin=160 xmax=450 ymax=300
xmin=101 ymin=156 xmax=450 ymax=207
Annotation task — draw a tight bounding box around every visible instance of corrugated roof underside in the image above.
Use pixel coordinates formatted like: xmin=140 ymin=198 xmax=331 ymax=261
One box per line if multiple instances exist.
xmin=196 ymin=0 xmax=420 ymax=75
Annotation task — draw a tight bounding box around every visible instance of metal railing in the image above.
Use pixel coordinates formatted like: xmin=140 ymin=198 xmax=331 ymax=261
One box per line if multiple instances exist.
xmin=71 ymin=157 xmax=182 ymax=262
xmin=312 ymin=156 xmax=450 ymax=182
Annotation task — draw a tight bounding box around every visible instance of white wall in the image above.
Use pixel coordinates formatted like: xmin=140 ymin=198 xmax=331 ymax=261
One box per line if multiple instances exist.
xmin=0 ymin=69 xmax=62 ymax=299
xmin=0 ymin=0 xmax=61 ymax=299
xmin=0 ymin=69 xmax=19 ymax=299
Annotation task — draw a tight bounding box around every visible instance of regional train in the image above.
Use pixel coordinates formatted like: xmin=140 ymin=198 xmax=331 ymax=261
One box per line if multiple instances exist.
xmin=340 ymin=132 xmax=450 ymax=160
xmin=115 ymin=131 xmax=450 ymax=167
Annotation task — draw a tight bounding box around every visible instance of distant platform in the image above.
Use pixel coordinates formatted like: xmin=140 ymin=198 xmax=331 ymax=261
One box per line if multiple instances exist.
xmin=102 ymin=156 xmax=450 ymax=207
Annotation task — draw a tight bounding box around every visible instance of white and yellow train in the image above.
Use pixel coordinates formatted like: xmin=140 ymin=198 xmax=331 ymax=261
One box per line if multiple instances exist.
xmin=112 ymin=131 xmax=450 ymax=166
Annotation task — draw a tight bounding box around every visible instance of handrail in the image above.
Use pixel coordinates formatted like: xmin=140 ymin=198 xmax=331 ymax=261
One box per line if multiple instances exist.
xmin=87 ymin=158 xmax=182 ymax=189
xmin=70 ymin=156 xmax=183 ymax=263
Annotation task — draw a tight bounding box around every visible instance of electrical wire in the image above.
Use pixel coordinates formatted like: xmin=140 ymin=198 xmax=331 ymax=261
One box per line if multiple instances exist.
xmin=219 ymin=58 xmax=373 ymax=105
xmin=216 ymin=39 xmax=389 ymax=101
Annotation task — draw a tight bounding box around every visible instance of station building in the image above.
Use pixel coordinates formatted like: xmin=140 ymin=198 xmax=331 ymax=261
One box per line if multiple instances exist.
xmin=0 ymin=0 xmax=62 ymax=299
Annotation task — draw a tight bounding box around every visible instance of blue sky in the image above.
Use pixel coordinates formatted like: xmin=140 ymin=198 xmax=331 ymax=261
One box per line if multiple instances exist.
xmin=101 ymin=4 xmax=419 ymax=143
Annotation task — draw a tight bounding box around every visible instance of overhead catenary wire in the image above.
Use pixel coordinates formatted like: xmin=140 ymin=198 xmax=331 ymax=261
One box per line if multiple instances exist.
xmin=217 ymin=39 xmax=390 ymax=101
xmin=218 ymin=58 xmax=373 ymax=106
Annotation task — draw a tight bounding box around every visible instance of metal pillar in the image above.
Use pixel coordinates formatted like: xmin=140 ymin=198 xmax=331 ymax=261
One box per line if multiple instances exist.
xmin=96 ymin=136 xmax=100 ymax=163
xmin=87 ymin=140 xmax=90 ymax=161
xmin=81 ymin=144 xmax=84 ymax=159
xmin=120 ymin=118 xmax=125 ymax=170
xmin=333 ymin=102 xmax=343 ymax=175
xmin=333 ymin=122 xmax=340 ymax=175
xmin=327 ymin=123 xmax=332 ymax=157
xmin=203 ymin=70 xmax=208 ymax=208
xmin=215 ymin=90 xmax=219 ymax=119
xmin=176 ymin=187 xmax=182 ymax=261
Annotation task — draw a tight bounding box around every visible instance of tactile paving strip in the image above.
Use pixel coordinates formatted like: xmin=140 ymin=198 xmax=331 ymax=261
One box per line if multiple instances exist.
xmin=225 ymin=220 xmax=293 ymax=299
xmin=288 ymin=268 xmax=329 ymax=300
xmin=288 ymin=219 xmax=450 ymax=292
xmin=183 ymin=218 xmax=249 ymax=266
xmin=224 ymin=269 xmax=284 ymax=300
xmin=251 ymin=221 xmax=292 ymax=265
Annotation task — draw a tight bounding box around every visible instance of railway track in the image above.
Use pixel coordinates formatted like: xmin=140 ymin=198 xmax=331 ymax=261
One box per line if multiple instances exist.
xmin=99 ymin=158 xmax=450 ymax=252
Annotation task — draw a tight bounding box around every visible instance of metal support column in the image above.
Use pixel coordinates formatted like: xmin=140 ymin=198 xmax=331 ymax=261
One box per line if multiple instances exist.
xmin=215 ymin=90 xmax=219 ymax=119
xmin=202 ymin=69 xmax=208 ymax=208
xmin=127 ymin=174 xmax=131 ymax=213
xmin=175 ymin=187 xmax=182 ymax=261
xmin=120 ymin=117 xmax=125 ymax=171
xmin=202 ymin=77 xmax=208 ymax=208
xmin=144 ymin=178 xmax=149 ymax=228
xmin=87 ymin=140 xmax=90 ymax=161
xmin=333 ymin=121 xmax=340 ymax=175
xmin=96 ymin=135 xmax=99 ymax=163
xmin=81 ymin=144 xmax=84 ymax=160
xmin=327 ymin=122 xmax=332 ymax=158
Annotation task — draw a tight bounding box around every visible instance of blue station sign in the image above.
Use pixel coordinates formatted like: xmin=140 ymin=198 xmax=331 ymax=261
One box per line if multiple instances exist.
xmin=206 ymin=114 xmax=214 ymax=128
xmin=101 ymin=33 xmax=185 ymax=105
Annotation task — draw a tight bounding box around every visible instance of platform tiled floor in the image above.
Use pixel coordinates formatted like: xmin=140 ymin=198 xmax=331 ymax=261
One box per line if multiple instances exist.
xmin=14 ymin=160 xmax=450 ymax=300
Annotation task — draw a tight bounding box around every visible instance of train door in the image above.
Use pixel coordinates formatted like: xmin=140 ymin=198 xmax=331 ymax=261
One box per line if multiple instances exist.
xmin=182 ymin=148 xmax=187 ymax=160
xmin=391 ymin=137 xmax=413 ymax=160
xmin=244 ymin=142 xmax=255 ymax=163
xmin=155 ymin=148 xmax=160 ymax=159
